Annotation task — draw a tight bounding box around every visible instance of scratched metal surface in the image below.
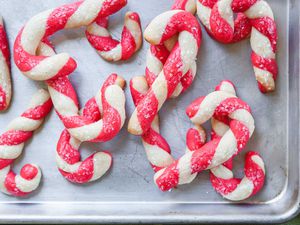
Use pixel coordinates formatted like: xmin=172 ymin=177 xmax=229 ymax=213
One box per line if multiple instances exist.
xmin=0 ymin=0 xmax=298 ymax=223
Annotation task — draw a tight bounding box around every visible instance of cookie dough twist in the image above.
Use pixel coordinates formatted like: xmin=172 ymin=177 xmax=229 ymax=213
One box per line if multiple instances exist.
xmin=186 ymin=116 xmax=265 ymax=201
xmin=209 ymin=80 xmax=265 ymax=201
xmin=13 ymin=0 xmax=129 ymax=81
xmin=86 ymin=11 xmax=142 ymax=61
xmin=0 ymin=89 xmax=52 ymax=196
xmin=56 ymin=74 xmax=125 ymax=183
xmin=154 ymin=82 xmax=255 ymax=191
xmin=196 ymin=0 xmax=278 ymax=92
xmin=129 ymin=2 xmax=201 ymax=181
xmin=37 ymin=41 xmax=125 ymax=183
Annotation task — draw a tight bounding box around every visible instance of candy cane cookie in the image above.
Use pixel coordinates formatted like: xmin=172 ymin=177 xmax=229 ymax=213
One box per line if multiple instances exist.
xmin=196 ymin=0 xmax=278 ymax=92
xmin=13 ymin=0 xmax=128 ymax=81
xmin=0 ymin=16 xmax=11 ymax=111
xmin=86 ymin=11 xmax=142 ymax=61
xmin=128 ymin=10 xmax=202 ymax=136
xmin=209 ymin=80 xmax=265 ymax=201
xmin=129 ymin=1 xmax=200 ymax=172
xmin=154 ymin=82 xmax=255 ymax=191
xmin=38 ymin=38 xmax=125 ymax=183
xmin=0 ymin=89 xmax=52 ymax=197
xmin=56 ymin=74 xmax=125 ymax=183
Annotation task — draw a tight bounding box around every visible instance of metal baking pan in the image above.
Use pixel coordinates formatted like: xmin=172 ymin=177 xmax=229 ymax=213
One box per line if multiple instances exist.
xmin=0 ymin=0 xmax=299 ymax=223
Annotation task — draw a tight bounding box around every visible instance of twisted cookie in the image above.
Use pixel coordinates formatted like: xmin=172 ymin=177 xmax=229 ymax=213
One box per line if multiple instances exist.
xmin=86 ymin=11 xmax=142 ymax=61
xmin=0 ymin=90 xmax=52 ymax=196
xmin=56 ymin=74 xmax=125 ymax=183
xmin=154 ymin=82 xmax=255 ymax=191
xmin=209 ymin=80 xmax=265 ymax=201
xmin=196 ymin=0 xmax=278 ymax=92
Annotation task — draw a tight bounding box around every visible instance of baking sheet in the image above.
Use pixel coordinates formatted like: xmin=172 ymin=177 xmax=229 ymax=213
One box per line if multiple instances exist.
xmin=0 ymin=0 xmax=299 ymax=223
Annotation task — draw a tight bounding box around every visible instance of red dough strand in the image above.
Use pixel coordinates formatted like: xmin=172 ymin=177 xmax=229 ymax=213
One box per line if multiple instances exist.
xmin=86 ymin=11 xmax=142 ymax=61
xmin=0 ymin=90 xmax=52 ymax=197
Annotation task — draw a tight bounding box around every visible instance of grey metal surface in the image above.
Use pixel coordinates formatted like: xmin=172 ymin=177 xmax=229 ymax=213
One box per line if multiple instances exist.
xmin=0 ymin=0 xmax=298 ymax=223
